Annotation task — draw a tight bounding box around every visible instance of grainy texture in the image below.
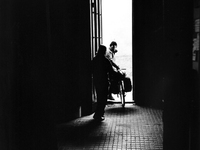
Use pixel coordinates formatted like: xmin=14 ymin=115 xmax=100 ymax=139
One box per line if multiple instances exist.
xmin=57 ymin=104 xmax=163 ymax=150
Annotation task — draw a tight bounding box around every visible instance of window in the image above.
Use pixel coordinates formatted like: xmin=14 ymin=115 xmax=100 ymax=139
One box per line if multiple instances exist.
xmin=90 ymin=0 xmax=103 ymax=58
xmin=90 ymin=0 xmax=103 ymax=104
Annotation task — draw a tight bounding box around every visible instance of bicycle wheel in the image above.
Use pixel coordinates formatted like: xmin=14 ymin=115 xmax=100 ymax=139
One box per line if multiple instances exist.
xmin=119 ymin=81 xmax=125 ymax=107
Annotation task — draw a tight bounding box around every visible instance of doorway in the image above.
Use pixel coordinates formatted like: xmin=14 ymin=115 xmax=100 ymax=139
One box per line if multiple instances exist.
xmin=102 ymin=0 xmax=133 ymax=102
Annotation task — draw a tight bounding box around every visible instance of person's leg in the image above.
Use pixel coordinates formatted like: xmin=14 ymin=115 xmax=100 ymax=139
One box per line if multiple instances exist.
xmin=94 ymin=84 xmax=108 ymax=120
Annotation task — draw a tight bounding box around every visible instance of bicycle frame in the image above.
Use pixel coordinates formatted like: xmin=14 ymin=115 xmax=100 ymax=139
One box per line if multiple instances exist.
xmin=118 ymin=79 xmax=126 ymax=108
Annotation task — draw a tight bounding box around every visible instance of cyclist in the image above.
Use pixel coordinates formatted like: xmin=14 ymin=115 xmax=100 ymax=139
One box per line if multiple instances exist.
xmin=106 ymin=41 xmax=120 ymax=100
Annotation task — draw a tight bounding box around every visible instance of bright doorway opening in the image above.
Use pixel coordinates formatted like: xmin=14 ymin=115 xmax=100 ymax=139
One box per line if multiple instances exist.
xmin=102 ymin=0 xmax=133 ymax=101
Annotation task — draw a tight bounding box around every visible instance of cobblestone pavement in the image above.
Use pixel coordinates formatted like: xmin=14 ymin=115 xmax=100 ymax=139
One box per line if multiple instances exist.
xmin=57 ymin=104 xmax=163 ymax=150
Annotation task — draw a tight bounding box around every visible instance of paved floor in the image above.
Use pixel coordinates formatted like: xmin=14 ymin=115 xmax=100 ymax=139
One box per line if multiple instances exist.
xmin=57 ymin=102 xmax=163 ymax=150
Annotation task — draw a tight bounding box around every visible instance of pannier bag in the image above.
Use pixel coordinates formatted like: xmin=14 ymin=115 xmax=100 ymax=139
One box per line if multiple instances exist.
xmin=123 ymin=77 xmax=132 ymax=92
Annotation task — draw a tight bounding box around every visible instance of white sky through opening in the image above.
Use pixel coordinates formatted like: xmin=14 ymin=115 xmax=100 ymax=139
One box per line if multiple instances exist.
xmin=102 ymin=0 xmax=133 ymax=100
xmin=102 ymin=0 xmax=132 ymax=55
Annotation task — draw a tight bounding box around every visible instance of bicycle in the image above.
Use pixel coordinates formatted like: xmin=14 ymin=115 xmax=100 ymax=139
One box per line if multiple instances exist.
xmin=110 ymin=69 xmax=126 ymax=108
xmin=118 ymin=77 xmax=126 ymax=108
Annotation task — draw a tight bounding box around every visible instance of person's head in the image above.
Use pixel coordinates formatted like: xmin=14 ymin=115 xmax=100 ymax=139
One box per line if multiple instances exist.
xmin=96 ymin=45 xmax=107 ymax=56
xmin=109 ymin=41 xmax=118 ymax=53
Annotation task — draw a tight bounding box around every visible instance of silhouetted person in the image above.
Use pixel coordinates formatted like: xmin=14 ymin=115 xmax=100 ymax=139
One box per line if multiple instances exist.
xmin=106 ymin=41 xmax=120 ymax=100
xmin=92 ymin=45 xmax=115 ymax=121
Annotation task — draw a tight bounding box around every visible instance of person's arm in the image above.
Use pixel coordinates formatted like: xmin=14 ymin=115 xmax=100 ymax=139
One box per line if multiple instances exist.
xmin=110 ymin=59 xmax=120 ymax=70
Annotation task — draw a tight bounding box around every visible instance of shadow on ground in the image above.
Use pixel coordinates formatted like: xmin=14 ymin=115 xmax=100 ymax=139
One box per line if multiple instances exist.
xmin=57 ymin=118 xmax=106 ymax=148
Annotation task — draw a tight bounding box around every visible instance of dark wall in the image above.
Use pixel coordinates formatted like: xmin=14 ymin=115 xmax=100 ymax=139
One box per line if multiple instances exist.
xmin=0 ymin=0 xmax=92 ymax=150
xmin=46 ymin=0 xmax=92 ymax=122
xmin=134 ymin=0 xmax=194 ymax=149
xmin=163 ymin=1 xmax=193 ymax=150
xmin=0 ymin=1 xmax=17 ymax=149
xmin=134 ymin=0 xmax=164 ymax=107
